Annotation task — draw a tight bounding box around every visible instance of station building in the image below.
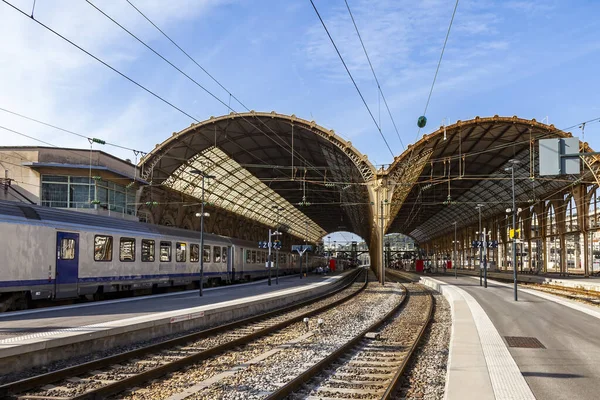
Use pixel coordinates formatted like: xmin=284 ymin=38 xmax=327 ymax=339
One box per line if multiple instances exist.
xmin=0 ymin=146 xmax=143 ymax=221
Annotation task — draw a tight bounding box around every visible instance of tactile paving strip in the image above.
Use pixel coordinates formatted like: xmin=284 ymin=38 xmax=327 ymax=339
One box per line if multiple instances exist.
xmin=504 ymin=336 xmax=546 ymax=349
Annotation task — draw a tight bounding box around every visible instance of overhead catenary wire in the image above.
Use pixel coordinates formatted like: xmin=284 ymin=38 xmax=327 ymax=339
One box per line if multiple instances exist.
xmin=126 ymin=0 xmax=350 ymax=180
xmin=0 ymin=106 xmax=147 ymax=155
xmin=309 ymin=0 xmax=395 ymax=159
xmin=83 ymin=0 xmax=329 ymax=184
xmin=2 ymin=1 xmax=321 ymax=190
xmin=414 ymin=0 xmax=460 ymax=141
xmin=344 ymin=0 xmax=404 ymax=151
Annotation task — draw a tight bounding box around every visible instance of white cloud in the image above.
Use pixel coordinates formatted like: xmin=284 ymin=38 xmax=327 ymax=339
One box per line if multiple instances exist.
xmin=0 ymin=0 xmax=229 ymax=159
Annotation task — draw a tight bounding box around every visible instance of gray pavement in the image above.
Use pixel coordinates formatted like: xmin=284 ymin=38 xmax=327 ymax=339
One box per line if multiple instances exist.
xmin=0 ymin=273 xmax=340 ymax=339
xmin=436 ymin=275 xmax=600 ymax=400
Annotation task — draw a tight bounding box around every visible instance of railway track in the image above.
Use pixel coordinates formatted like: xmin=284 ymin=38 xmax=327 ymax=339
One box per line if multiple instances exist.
xmin=266 ymin=273 xmax=433 ymax=400
xmin=0 ymin=269 xmax=366 ymax=400
xmin=522 ymin=282 xmax=600 ymax=306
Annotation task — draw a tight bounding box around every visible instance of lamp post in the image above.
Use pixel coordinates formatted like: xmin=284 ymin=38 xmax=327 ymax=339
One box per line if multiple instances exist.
xmin=327 ymin=235 xmax=331 ymax=270
xmin=505 ymin=159 xmax=520 ymax=301
xmin=267 ymin=229 xmax=282 ymax=286
xmin=453 ymin=221 xmax=457 ymax=279
xmin=272 ymin=205 xmax=283 ymax=284
xmin=191 ymin=169 xmax=215 ymax=297
xmin=476 ymin=204 xmax=483 ymax=286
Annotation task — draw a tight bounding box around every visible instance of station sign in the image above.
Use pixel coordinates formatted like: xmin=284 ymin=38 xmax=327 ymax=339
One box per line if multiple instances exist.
xmin=292 ymin=245 xmax=313 ymax=252
xmin=259 ymin=240 xmax=282 ymax=250
xmin=471 ymin=240 xmax=499 ymax=248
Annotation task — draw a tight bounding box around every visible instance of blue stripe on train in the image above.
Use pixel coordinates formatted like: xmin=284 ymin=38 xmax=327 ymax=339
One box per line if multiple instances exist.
xmin=0 ymin=268 xmax=291 ymax=288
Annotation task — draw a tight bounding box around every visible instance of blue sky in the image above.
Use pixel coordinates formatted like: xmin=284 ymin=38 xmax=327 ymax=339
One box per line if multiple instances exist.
xmin=1 ymin=0 xmax=599 ymax=243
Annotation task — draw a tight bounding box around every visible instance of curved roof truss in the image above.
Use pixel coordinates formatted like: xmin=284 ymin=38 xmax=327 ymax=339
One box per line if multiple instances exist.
xmin=140 ymin=112 xmax=376 ymax=242
xmin=386 ymin=116 xmax=594 ymax=243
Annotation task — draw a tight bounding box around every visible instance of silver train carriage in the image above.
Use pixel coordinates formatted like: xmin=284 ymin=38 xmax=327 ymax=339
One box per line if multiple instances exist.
xmin=0 ymin=200 xmax=324 ymax=311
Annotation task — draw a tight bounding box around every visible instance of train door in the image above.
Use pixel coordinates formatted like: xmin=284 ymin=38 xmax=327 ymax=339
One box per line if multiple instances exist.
xmin=55 ymin=232 xmax=79 ymax=298
xmin=240 ymin=247 xmax=244 ymax=279
xmin=227 ymin=246 xmax=233 ymax=281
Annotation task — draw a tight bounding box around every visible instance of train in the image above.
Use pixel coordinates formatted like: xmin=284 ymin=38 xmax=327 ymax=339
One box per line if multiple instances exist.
xmin=0 ymin=200 xmax=325 ymax=312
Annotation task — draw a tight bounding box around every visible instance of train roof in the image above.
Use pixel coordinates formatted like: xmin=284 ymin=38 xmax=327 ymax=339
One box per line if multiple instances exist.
xmin=0 ymin=200 xmax=245 ymax=245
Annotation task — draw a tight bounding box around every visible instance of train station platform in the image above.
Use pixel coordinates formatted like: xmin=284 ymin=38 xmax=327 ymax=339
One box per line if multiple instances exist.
xmin=0 ymin=270 xmax=355 ymax=375
xmin=415 ymin=272 xmax=600 ymax=400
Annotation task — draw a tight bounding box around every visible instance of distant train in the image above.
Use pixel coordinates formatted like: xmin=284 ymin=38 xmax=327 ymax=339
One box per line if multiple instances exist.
xmin=0 ymin=200 xmax=324 ymax=312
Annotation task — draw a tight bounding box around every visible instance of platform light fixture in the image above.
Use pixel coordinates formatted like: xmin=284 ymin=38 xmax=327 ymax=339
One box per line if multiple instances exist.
xmin=190 ymin=169 xmax=215 ymax=297
xmin=505 ymin=159 xmax=520 ymax=301
xmin=453 ymin=221 xmax=457 ymax=279
xmin=475 ymin=203 xmax=486 ymax=287
xmin=272 ymin=205 xmax=284 ymax=284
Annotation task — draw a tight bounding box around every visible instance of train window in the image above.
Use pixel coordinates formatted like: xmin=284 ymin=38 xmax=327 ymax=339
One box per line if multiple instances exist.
xmin=119 ymin=238 xmax=136 ymax=262
xmin=60 ymin=238 xmax=76 ymax=260
xmin=160 ymin=241 xmax=172 ymax=262
xmin=142 ymin=239 xmax=155 ymax=262
xmin=222 ymin=247 xmax=227 ymax=263
xmin=261 ymin=252 xmax=266 ymax=263
xmin=213 ymin=246 xmax=221 ymax=263
xmin=176 ymin=242 xmax=187 ymax=262
xmin=252 ymin=251 xmax=257 ymax=263
xmin=190 ymin=244 xmax=199 ymax=262
xmin=246 ymin=249 xmax=251 ymax=263
xmin=203 ymin=245 xmax=211 ymax=263
xmin=94 ymin=235 xmax=113 ymax=261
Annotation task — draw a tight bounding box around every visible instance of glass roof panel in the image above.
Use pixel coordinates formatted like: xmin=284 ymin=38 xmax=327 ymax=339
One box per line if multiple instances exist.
xmin=163 ymin=147 xmax=325 ymax=241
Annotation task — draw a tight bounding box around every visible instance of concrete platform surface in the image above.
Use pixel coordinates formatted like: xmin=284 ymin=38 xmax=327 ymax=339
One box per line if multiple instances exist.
xmin=0 ymin=270 xmax=354 ymax=374
xmin=0 ymin=273 xmax=343 ymax=337
xmin=432 ymin=275 xmax=600 ymax=400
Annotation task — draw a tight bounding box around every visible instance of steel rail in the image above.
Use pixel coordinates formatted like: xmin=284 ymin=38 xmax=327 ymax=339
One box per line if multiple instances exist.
xmin=0 ymin=269 xmax=364 ymax=398
xmin=382 ymin=271 xmax=435 ymax=399
xmin=263 ymin=276 xmax=409 ymax=400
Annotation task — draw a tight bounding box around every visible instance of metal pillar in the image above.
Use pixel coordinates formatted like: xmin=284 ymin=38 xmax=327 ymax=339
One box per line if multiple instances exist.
xmin=454 ymin=222 xmax=457 ymax=279
xmin=381 ymin=199 xmax=385 ymax=286
xmin=509 ymin=161 xmax=518 ymax=301
xmin=199 ymin=176 xmax=206 ymax=296
xmin=477 ymin=204 xmax=483 ymax=286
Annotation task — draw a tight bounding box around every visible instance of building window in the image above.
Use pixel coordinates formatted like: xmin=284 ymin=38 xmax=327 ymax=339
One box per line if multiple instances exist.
xmin=94 ymin=235 xmax=113 ymax=261
xmin=176 ymin=242 xmax=187 ymax=262
xmin=190 ymin=244 xmax=199 ymax=262
xmin=41 ymin=175 xmax=136 ymax=215
xmin=203 ymin=245 xmax=211 ymax=263
xmin=142 ymin=239 xmax=155 ymax=262
xmin=213 ymin=246 xmax=221 ymax=263
xmin=120 ymin=238 xmax=135 ymax=262
xmin=160 ymin=241 xmax=172 ymax=262
xmin=60 ymin=238 xmax=76 ymax=260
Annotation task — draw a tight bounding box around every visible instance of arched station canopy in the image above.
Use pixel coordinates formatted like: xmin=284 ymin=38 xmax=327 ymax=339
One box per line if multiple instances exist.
xmin=139 ymin=111 xmax=376 ymax=243
xmin=385 ymin=115 xmax=597 ymax=244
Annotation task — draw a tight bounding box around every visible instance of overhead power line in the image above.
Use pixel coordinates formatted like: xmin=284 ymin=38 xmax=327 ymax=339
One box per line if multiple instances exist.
xmin=1 ymin=0 xmax=200 ymax=122
xmin=84 ymin=0 xmax=330 ymax=183
xmin=0 ymin=106 xmax=147 ymax=155
xmin=2 ymin=0 xmax=324 ymax=185
xmin=309 ymin=0 xmax=395 ymax=159
xmin=123 ymin=0 xmax=336 ymax=183
xmin=344 ymin=0 xmax=404 ymax=151
xmin=415 ymin=0 xmax=460 ymax=141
